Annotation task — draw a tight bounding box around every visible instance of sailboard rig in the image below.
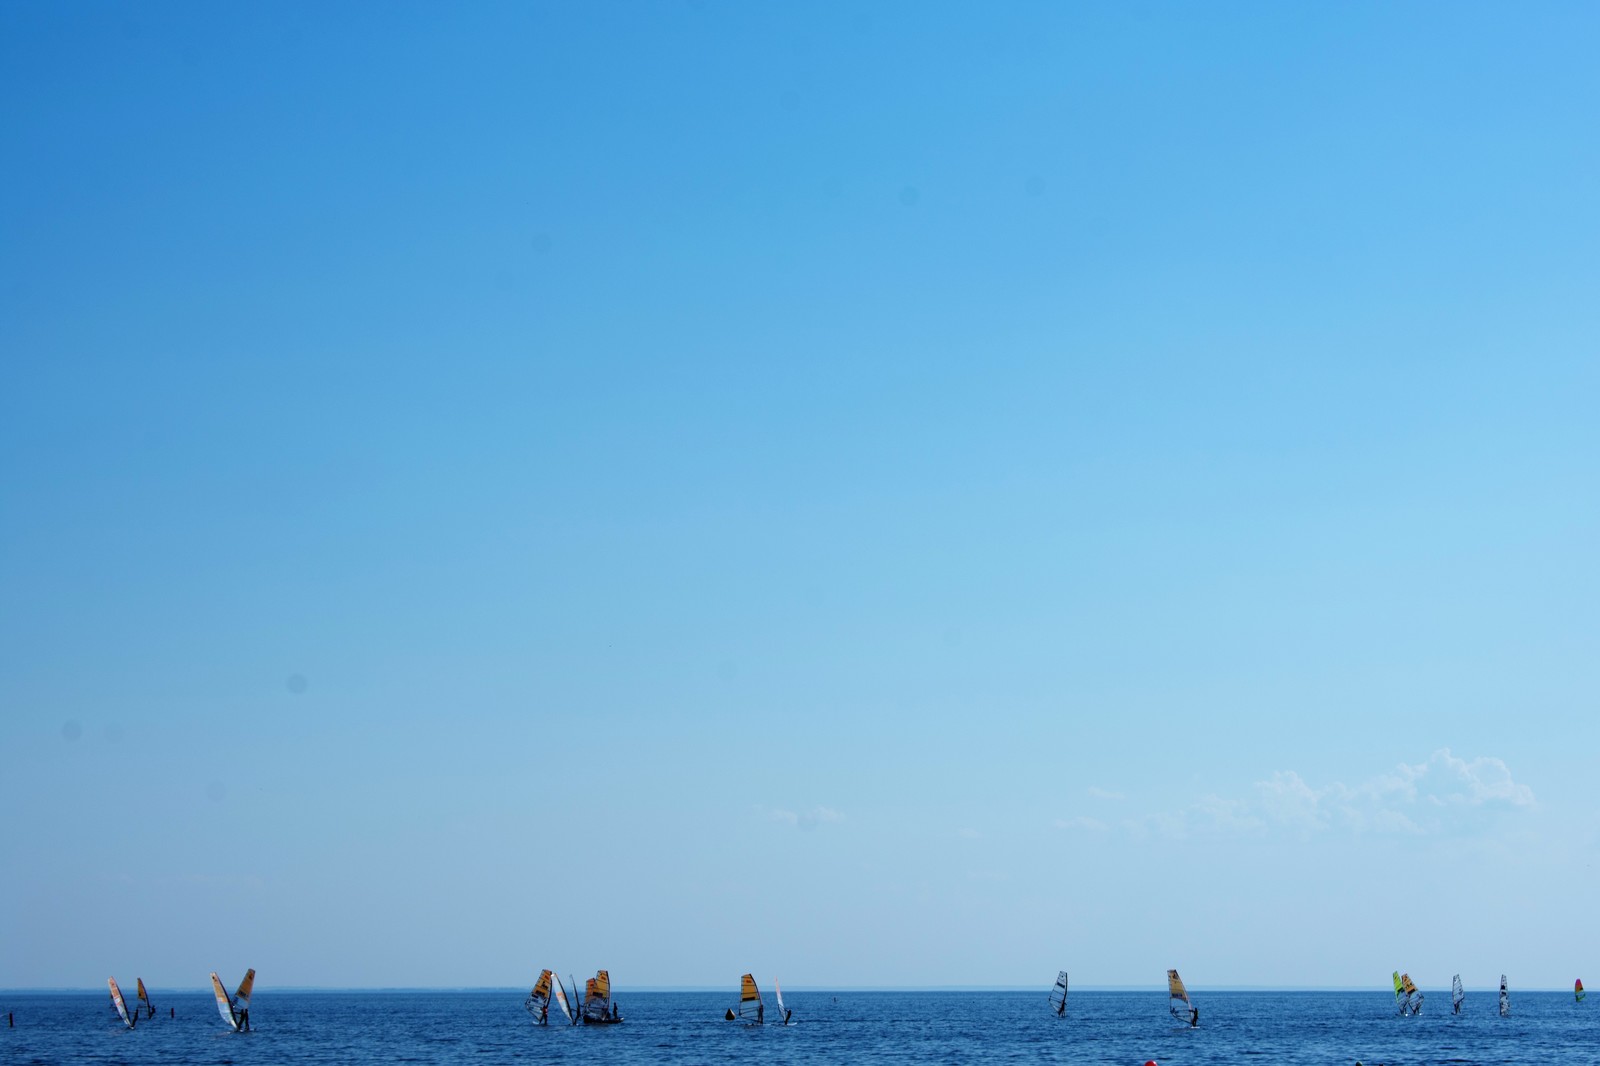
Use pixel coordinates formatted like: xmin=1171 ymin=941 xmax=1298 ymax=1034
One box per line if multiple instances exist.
xmin=581 ymin=969 xmax=621 ymax=1024
xmin=107 ymin=978 xmax=135 ymax=1029
xmin=1452 ymin=974 xmax=1464 ymax=1014
xmin=775 ymin=979 xmax=791 ymax=1025
xmin=1577 ymin=978 xmax=1586 ymax=1004
xmin=525 ymin=970 xmax=555 ymax=1024
xmin=211 ymin=968 xmax=255 ymax=1032
xmin=731 ymin=973 xmax=764 ymax=1024
xmin=1393 ymin=971 xmax=1421 ymax=1016
xmin=1049 ymin=971 xmax=1069 ymax=1017
xmin=553 ymin=974 xmax=576 ymax=1025
xmin=1499 ymin=974 xmax=1509 ymax=1017
xmin=1167 ymin=969 xmax=1196 ymax=1026
xmin=135 ymin=978 xmax=154 ymax=1020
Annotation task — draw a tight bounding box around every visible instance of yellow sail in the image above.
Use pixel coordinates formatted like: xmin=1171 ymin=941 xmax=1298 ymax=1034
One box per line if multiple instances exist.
xmin=582 ymin=973 xmax=612 ymax=1022
xmin=234 ymin=969 xmax=256 ymax=1009
xmin=736 ymin=972 xmax=764 ymax=1022
xmin=1167 ymin=969 xmax=1190 ymax=1004
xmin=532 ymin=970 xmax=553 ymax=998
xmin=1401 ymin=973 xmax=1418 ymax=996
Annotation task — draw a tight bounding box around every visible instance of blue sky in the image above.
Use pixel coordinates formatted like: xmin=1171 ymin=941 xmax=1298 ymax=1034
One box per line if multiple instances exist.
xmin=2 ymin=1 xmax=1596 ymax=991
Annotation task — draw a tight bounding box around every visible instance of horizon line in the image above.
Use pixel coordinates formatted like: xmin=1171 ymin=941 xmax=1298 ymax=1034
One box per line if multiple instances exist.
xmin=1 ymin=984 xmax=1577 ymax=994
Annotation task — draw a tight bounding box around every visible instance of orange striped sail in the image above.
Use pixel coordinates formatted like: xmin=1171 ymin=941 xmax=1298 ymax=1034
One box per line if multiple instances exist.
xmin=1167 ymin=969 xmax=1194 ymax=1024
xmin=234 ymin=969 xmax=255 ymax=1010
xmin=738 ymin=973 xmax=764 ymax=1023
xmin=582 ymin=972 xmax=613 ymax=1022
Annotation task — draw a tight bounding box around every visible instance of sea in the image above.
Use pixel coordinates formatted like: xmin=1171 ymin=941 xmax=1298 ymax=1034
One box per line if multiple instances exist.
xmin=1 ymin=989 xmax=1593 ymax=1065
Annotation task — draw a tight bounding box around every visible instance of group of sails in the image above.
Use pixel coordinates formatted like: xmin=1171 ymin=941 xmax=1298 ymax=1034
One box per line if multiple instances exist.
xmin=105 ymin=978 xmax=154 ymax=1029
xmin=109 ymin=969 xmax=252 ymax=1032
xmin=725 ymin=974 xmax=791 ymax=1025
xmin=1393 ymin=972 xmax=1423 ymax=1015
xmin=1044 ymin=970 xmax=1199 ymax=1027
xmin=524 ymin=969 xmax=620 ymax=1025
xmin=1401 ymin=972 xmax=1587 ymax=1016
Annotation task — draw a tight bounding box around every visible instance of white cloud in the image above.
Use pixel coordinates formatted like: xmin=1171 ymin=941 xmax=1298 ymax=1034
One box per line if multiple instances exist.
xmin=1053 ymin=816 xmax=1109 ymax=833
xmin=1432 ymin=749 xmax=1535 ymax=808
xmin=1194 ymin=793 xmax=1264 ymax=833
xmin=1249 ymin=749 xmax=1534 ymax=836
xmin=1085 ymin=749 xmax=1533 ymax=841
xmin=769 ymin=806 xmax=845 ymax=831
xmin=1087 ymin=786 xmax=1126 ymax=801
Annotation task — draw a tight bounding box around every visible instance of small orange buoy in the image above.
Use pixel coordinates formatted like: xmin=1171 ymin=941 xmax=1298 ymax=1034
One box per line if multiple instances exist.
xmin=1144 ymin=1061 xmax=1158 ymax=1066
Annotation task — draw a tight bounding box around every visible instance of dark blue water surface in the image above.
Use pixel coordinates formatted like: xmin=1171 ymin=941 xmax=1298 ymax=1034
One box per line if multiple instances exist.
xmin=2 ymin=989 xmax=1595 ymax=1065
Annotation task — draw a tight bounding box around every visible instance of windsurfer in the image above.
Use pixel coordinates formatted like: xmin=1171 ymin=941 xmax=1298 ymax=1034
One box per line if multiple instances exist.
xmin=784 ymin=1008 xmax=793 ymax=1025
xmin=757 ymin=1001 xmax=764 ymax=1024
xmin=1189 ymin=1007 xmax=1198 ymax=1027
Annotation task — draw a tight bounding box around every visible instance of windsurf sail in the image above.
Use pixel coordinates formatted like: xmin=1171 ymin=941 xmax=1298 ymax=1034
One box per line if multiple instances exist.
xmin=234 ymin=969 xmax=255 ymax=1026
xmin=525 ymin=969 xmax=553 ymax=1021
xmin=737 ymin=972 xmax=764 ymax=1023
xmin=582 ymin=969 xmax=615 ymax=1023
xmin=1049 ymin=971 xmax=1069 ymax=1017
xmin=108 ymin=978 xmax=135 ymax=1029
xmin=135 ymin=978 xmax=153 ymax=1019
xmin=210 ymin=972 xmax=238 ymax=1030
xmin=1499 ymin=974 xmax=1509 ymax=1017
xmin=775 ymin=979 xmax=789 ymax=1024
xmin=552 ymin=974 xmax=575 ymax=1024
xmin=1167 ymin=969 xmax=1195 ymax=1025
xmin=1401 ymin=973 xmax=1421 ymax=1015
xmin=1452 ymin=974 xmax=1464 ymax=1014
xmin=1577 ymin=979 xmax=1586 ymax=1004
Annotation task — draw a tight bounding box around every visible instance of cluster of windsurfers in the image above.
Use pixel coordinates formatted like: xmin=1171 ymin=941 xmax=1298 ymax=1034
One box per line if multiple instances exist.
xmin=104 ymin=968 xmax=252 ymax=1032
xmin=524 ymin=968 xmax=621 ymax=1026
xmin=722 ymin=973 xmax=792 ymax=1025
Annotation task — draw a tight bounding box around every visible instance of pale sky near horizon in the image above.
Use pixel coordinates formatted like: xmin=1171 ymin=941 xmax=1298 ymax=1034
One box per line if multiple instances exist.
xmin=2 ymin=1 xmax=1597 ymax=992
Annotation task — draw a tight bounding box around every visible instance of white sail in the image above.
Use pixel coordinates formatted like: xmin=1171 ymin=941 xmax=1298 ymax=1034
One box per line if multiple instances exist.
xmin=108 ymin=978 xmax=135 ymax=1029
xmin=210 ymin=972 xmax=239 ymax=1030
xmin=552 ymin=975 xmax=575 ymax=1024
xmin=1452 ymin=974 xmax=1464 ymax=1014
xmin=1049 ymin=971 xmax=1069 ymax=1016
xmin=775 ymin=979 xmax=789 ymax=1024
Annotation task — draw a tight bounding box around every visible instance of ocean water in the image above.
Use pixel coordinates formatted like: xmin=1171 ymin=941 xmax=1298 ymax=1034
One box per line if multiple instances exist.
xmin=1 ymin=989 xmax=1593 ymax=1065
